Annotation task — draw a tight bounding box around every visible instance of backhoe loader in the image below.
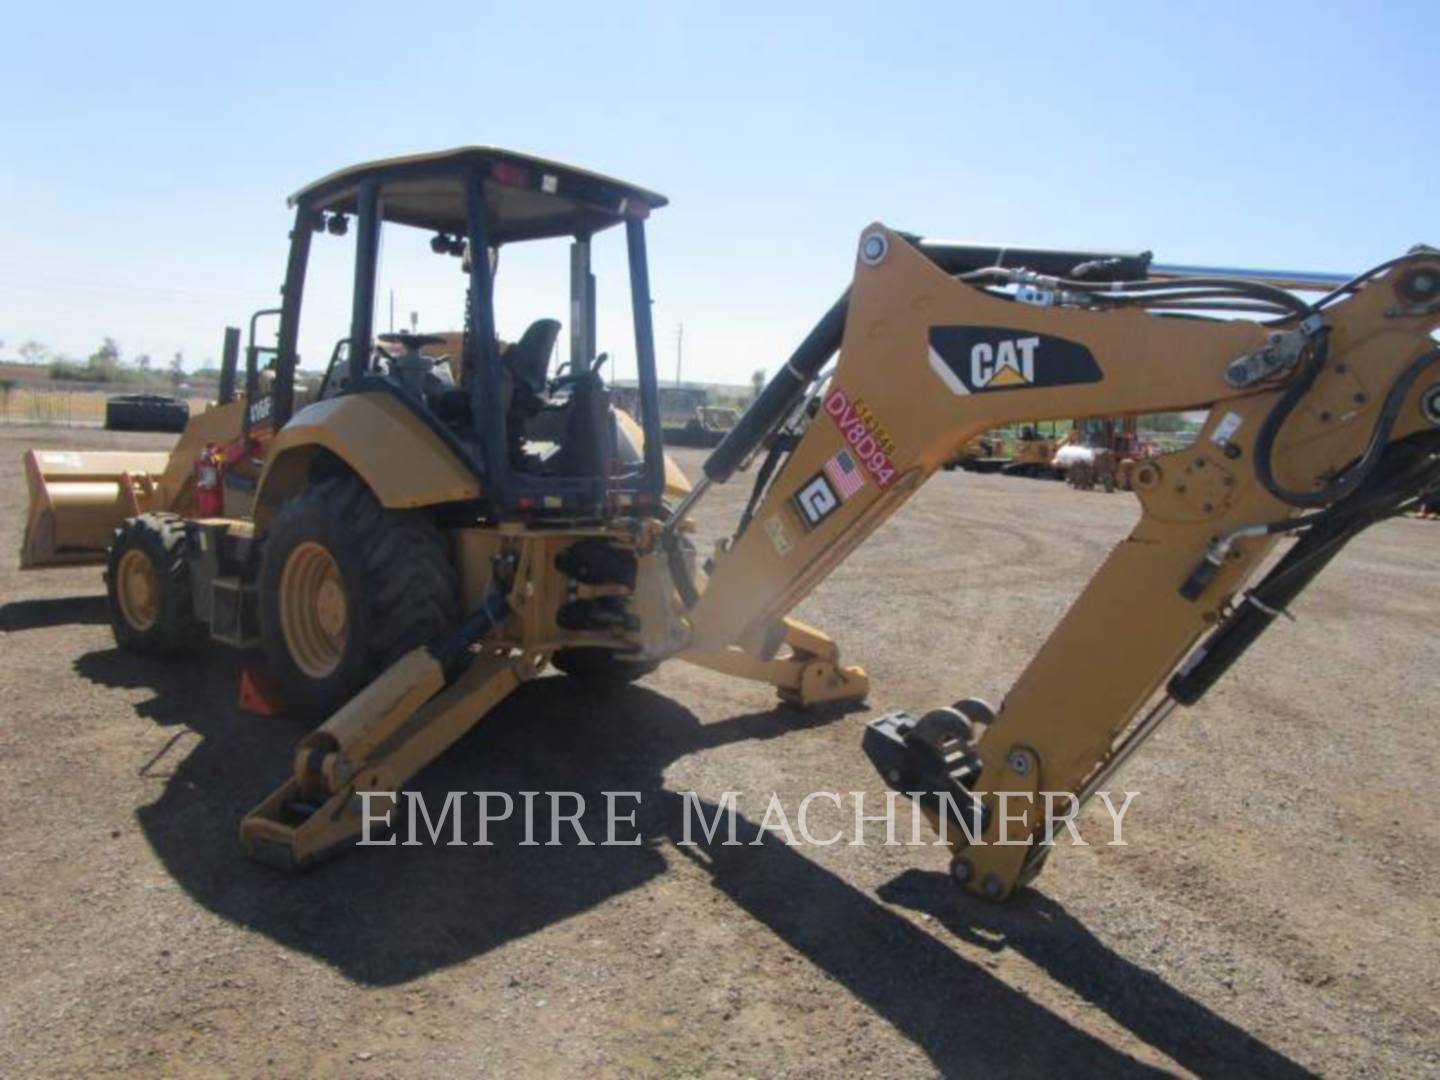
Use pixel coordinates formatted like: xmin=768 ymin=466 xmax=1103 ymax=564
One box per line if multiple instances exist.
xmin=1003 ymin=421 xmax=1069 ymax=479
xmin=26 ymin=147 xmax=1440 ymax=904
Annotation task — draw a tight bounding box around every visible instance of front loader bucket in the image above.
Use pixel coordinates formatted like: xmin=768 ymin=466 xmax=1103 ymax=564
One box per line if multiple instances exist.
xmin=20 ymin=449 xmax=172 ymax=569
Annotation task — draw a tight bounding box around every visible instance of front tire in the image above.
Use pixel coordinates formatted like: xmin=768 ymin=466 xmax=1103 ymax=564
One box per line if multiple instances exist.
xmin=105 ymin=514 xmax=203 ymax=656
xmin=258 ymin=477 xmax=460 ymax=720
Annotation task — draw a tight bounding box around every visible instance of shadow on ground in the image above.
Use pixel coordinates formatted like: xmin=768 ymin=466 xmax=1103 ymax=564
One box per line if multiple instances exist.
xmin=878 ymin=870 xmax=1313 ymax=1077
xmin=0 ymin=594 xmax=108 ymax=631
xmin=75 ymin=649 xmax=1313 ymax=1077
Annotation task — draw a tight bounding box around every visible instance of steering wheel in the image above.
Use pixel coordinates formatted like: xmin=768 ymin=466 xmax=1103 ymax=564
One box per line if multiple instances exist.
xmin=378 ymin=332 xmax=447 ymax=351
xmin=376 ymin=332 xmax=449 ymax=373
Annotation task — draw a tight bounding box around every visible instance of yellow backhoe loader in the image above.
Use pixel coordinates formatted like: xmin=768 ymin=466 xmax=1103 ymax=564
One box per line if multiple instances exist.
xmin=941 ymin=431 xmax=1008 ymax=473
xmin=26 ymin=147 xmax=1439 ymax=905
xmin=1003 ymin=421 xmax=1069 ymax=479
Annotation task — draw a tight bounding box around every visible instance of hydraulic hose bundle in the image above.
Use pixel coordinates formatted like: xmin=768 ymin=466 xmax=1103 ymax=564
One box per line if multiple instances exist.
xmin=1254 ymin=338 xmax=1440 ymax=508
xmin=1171 ymin=425 xmax=1440 ymax=704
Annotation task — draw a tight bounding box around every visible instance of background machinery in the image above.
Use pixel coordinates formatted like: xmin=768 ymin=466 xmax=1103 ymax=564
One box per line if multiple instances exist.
xmin=1064 ymin=415 xmax=1151 ymax=491
xmin=1002 ymin=421 xmax=1069 ymax=479
xmin=23 ymin=148 xmax=1440 ymax=904
xmin=940 ymin=419 xmax=1152 ymax=488
xmin=664 ymin=404 xmax=741 ymax=448
xmin=22 ymin=325 xmax=276 ymax=570
xmin=941 ymin=430 xmax=1009 ymax=473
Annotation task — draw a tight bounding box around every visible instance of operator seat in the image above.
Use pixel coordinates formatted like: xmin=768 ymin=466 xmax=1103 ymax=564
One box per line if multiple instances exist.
xmin=504 ymin=318 xmax=561 ymax=397
xmin=433 ymin=318 xmax=560 ymax=430
xmin=499 ymin=319 xmax=562 ymax=471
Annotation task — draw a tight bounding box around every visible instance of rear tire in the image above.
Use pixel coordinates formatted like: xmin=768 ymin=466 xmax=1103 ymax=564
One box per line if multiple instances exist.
xmin=258 ymin=477 xmax=460 ymax=721
xmin=551 ymin=647 xmax=659 ymax=685
xmin=105 ymin=514 xmax=203 ymax=656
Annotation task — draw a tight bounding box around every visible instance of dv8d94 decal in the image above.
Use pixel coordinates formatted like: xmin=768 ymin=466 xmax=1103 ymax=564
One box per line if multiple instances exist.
xmin=823 ymin=386 xmax=898 ymax=487
xmin=928 ymin=326 xmax=1103 ymax=395
xmin=790 ymin=387 xmax=897 ymax=532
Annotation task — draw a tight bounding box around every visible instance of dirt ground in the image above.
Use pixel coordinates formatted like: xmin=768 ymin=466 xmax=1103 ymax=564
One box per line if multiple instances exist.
xmin=0 ymin=423 xmax=1436 ymax=1078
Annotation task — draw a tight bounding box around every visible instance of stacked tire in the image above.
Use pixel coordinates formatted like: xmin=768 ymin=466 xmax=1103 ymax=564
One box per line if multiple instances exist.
xmin=105 ymin=394 xmax=189 ymax=433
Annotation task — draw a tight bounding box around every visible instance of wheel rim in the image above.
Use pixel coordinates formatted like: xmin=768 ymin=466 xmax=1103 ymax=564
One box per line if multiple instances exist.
xmin=280 ymin=541 xmax=349 ymax=679
xmin=116 ymin=548 xmax=159 ymax=631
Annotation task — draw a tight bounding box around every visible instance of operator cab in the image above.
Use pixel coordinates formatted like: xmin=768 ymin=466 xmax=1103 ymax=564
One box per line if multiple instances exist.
xmin=260 ymin=147 xmax=670 ymax=518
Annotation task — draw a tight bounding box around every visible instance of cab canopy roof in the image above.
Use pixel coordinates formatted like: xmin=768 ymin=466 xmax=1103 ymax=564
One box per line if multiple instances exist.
xmin=289 ymin=146 xmax=668 ymax=244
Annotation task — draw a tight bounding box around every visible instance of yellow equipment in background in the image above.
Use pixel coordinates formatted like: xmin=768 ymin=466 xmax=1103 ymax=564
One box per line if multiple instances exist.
xmin=941 ymin=431 xmax=1008 ymax=473
xmin=1003 ymin=425 xmax=1067 ymax=478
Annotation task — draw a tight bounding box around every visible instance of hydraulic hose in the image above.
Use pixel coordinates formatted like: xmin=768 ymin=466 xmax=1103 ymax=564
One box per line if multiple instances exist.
xmin=1255 ymin=340 xmax=1440 ymax=508
xmin=430 ymin=587 xmax=512 ymax=678
xmin=1171 ymin=431 xmax=1440 ymax=704
xmin=959 ymin=272 xmax=1314 ymax=319
xmin=906 ymin=239 xmax=1152 ymax=281
xmin=1314 ymin=253 xmax=1426 ymax=309
xmin=1169 ymin=521 xmax=1355 ymax=704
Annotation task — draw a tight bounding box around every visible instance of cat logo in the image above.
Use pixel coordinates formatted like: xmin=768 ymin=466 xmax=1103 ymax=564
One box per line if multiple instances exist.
xmin=970 ymin=336 xmax=1039 ymax=389
xmin=928 ymin=326 xmax=1103 ymax=396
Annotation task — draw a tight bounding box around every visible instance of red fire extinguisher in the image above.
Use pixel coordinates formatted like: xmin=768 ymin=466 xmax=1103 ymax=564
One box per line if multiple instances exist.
xmin=195 ymin=443 xmax=224 ymax=517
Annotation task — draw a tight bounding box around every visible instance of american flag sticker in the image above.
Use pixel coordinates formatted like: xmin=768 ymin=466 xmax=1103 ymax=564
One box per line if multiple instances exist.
xmin=823 ymin=448 xmax=866 ymax=500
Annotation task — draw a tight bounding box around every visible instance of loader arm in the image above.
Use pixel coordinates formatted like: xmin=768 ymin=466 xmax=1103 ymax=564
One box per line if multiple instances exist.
xmin=679 ymin=225 xmax=1440 ymax=899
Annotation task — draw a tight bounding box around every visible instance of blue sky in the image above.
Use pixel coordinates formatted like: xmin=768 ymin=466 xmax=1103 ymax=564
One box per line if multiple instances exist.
xmin=1 ymin=2 xmax=1434 ymax=384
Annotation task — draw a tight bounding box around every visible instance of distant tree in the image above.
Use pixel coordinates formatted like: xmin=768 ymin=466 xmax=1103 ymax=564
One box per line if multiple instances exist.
xmin=1140 ymin=413 xmax=1199 ymax=433
xmin=0 ymin=377 xmax=14 ymax=417
xmin=135 ymin=352 xmax=152 ymax=372
xmin=87 ymin=337 xmax=122 ymax=381
xmin=19 ymin=340 xmax=47 ymax=366
xmin=750 ymin=368 xmax=765 ymax=402
xmin=170 ymin=351 xmax=185 ymax=389
xmin=48 ymin=355 xmax=86 ymax=380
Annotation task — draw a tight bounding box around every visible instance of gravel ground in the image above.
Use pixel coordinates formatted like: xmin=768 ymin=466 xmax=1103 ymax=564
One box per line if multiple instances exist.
xmin=0 ymin=423 xmax=1436 ymax=1078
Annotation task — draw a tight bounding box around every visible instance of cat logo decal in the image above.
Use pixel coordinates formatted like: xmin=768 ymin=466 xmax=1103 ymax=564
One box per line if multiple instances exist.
xmin=928 ymin=327 xmax=1103 ymax=395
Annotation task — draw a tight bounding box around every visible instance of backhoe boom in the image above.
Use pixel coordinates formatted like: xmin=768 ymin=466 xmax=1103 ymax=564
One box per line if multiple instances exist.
xmin=676 ymin=226 xmax=1440 ymax=899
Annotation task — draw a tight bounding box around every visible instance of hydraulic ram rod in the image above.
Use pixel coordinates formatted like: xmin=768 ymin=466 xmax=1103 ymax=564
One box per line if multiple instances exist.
xmin=1149 ymin=263 xmax=1355 ymax=293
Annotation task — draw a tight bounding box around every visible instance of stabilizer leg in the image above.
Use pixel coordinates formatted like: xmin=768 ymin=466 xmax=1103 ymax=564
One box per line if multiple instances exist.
xmin=240 ymin=647 xmax=522 ymax=869
xmin=679 ymin=616 xmax=869 ymax=708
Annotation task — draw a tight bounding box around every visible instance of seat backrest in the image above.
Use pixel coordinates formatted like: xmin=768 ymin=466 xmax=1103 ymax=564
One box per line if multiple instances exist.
xmin=505 ymin=319 xmax=562 ymax=394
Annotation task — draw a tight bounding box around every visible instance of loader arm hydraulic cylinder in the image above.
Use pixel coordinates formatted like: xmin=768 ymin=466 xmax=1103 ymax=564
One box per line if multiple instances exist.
xmin=703 ymin=291 xmax=851 ymax=485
